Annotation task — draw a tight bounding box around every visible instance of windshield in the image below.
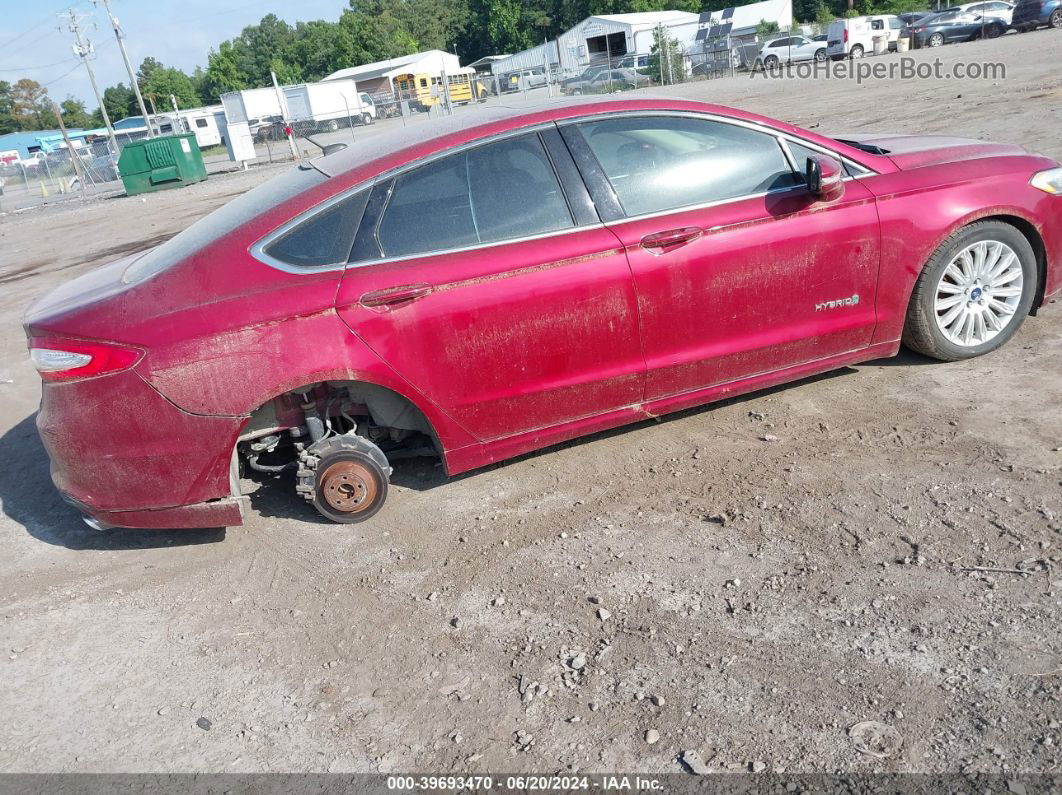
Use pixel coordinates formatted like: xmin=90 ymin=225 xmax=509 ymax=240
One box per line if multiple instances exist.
xmin=122 ymin=164 xmax=327 ymax=284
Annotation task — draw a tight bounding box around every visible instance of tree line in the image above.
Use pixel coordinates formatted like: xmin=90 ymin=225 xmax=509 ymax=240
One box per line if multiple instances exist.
xmin=1 ymin=0 xmax=924 ymax=135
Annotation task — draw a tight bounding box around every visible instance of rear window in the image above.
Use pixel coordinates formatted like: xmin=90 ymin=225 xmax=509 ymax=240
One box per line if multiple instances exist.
xmin=122 ymin=164 xmax=327 ymax=284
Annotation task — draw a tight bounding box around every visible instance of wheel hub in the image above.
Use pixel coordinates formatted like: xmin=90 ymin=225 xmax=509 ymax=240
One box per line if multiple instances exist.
xmin=319 ymin=460 xmax=378 ymax=513
xmin=933 ymin=239 xmax=1023 ymax=347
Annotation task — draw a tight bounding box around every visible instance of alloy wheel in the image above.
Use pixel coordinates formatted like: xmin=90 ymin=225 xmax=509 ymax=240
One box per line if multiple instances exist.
xmin=929 ymin=33 xmax=945 ymax=46
xmin=933 ymin=240 xmax=1024 ymax=347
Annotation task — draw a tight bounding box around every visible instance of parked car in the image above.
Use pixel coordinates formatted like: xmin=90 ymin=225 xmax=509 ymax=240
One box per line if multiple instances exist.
xmin=560 ymin=65 xmax=650 ymax=94
xmin=758 ymin=35 xmax=828 ymax=67
xmin=24 ymin=97 xmax=1062 ymax=530
xmin=502 ymin=68 xmax=548 ymax=93
xmin=904 ymin=7 xmax=1008 ymax=45
xmin=897 ymin=10 xmax=934 ymax=24
xmin=1011 ymin=0 xmax=1062 ymax=28
xmin=948 ymin=0 xmax=1016 ymax=23
xmin=615 ymin=54 xmax=651 ymax=69
xmin=811 ymin=33 xmax=829 ymax=41
xmin=826 ymin=15 xmax=904 ymax=58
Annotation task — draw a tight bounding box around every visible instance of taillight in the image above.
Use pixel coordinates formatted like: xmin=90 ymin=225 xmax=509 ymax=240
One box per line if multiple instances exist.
xmin=844 ymin=28 xmax=849 ymax=42
xmin=28 ymin=337 xmax=143 ymax=382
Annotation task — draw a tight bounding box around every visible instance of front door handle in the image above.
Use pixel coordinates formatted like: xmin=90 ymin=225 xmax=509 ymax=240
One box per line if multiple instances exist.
xmin=359 ymin=283 xmax=433 ymax=308
xmin=640 ymin=226 xmax=703 ymax=254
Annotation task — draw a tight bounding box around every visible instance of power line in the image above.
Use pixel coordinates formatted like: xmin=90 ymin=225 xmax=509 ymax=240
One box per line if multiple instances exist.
xmin=0 ymin=58 xmax=80 ymax=73
xmin=0 ymin=2 xmax=83 ymax=50
xmin=41 ymin=62 xmax=84 ymax=87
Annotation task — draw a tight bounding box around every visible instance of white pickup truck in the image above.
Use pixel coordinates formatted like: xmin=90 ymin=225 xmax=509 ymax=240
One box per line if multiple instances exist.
xmin=826 ymin=15 xmax=904 ymax=59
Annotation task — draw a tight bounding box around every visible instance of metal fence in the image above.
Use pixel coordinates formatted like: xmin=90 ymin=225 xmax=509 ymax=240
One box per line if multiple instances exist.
xmin=0 ymin=139 xmax=122 ymax=213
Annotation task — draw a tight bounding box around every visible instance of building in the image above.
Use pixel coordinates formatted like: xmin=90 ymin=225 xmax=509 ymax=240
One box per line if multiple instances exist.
xmin=491 ymin=11 xmax=702 ymax=77
xmin=323 ymin=50 xmax=465 ymax=97
xmin=0 ymin=130 xmax=85 ymax=163
xmin=488 ymin=2 xmax=794 ymax=78
xmin=695 ymin=0 xmax=794 ymax=69
xmin=466 ymin=54 xmax=511 ymax=75
xmin=694 ymin=0 xmax=794 ymax=46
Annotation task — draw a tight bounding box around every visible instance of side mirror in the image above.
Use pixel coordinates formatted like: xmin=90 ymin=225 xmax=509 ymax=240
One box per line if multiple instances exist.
xmin=806 ymin=154 xmax=845 ymax=202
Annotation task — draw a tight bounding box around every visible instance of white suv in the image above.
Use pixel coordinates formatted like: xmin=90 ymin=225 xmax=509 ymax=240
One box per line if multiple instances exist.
xmin=757 ymin=35 xmax=828 ymax=68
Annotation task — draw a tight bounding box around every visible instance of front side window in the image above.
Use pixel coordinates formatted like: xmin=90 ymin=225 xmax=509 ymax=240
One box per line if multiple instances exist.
xmin=574 ymin=116 xmax=800 ymax=218
xmin=374 ymin=133 xmax=574 ymax=259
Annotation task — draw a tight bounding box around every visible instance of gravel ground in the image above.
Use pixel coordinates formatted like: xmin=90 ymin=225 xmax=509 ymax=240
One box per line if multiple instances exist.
xmin=0 ymin=30 xmax=1060 ymax=775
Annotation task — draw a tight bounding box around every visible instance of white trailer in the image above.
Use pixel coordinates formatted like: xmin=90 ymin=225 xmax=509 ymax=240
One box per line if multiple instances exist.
xmin=282 ymin=80 xmax=374 ymax=131
xmin=220 ymin=87 xmax=284 ymax=135
xmin=157 ymin=105 xmax=225 ymax=149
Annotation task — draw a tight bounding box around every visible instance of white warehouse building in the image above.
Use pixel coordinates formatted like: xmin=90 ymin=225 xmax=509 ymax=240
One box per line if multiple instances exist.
xmin=490 ymin=2 xmax=793 ymax=77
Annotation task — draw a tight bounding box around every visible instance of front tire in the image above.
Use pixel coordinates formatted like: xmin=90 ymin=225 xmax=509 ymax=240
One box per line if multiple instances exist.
xmin=902 ymin=221 xmax=1037 ymax=361
xmin=815 ymin=48 xmax=827 ymax=61
xmin=1050 ymin=8 xmax=1062 ymax=26
xmin=764 ymin=55 xmax=781 ymax=70
xmin=850 ymin=44 xmax=865 ymax=57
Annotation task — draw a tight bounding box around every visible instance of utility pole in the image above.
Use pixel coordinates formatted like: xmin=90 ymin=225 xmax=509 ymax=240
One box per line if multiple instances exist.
xmin=62 ymin=9 xmax=119 ymax=157
xmin=52 ymin=100 xmax=87 ymax=196
xmin=91 ymin=0 xmax=152 ymax=137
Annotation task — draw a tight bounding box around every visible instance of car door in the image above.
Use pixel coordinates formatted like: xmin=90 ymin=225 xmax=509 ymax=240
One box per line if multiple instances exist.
xmin=334 ymin=128 xmax=645 ymax=442
xmin=561 ymin=113 xmax=881 ymax=401
xmin=790 ymin=37 xmax=815 ymax=61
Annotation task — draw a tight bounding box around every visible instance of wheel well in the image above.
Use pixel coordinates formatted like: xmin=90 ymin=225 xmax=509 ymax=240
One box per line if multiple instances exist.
xmin=240 ymin=380 xmax=443 ymax=459
xmin=979 ymin=214 xmax=1048 ymax=315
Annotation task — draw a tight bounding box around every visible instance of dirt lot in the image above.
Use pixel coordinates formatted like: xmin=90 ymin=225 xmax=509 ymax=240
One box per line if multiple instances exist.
xmin=1 ymin=31 xmax=1060 ymax=775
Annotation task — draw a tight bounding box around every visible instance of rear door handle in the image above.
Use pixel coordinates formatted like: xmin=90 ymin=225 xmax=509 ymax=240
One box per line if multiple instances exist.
xmin=359 ymin=283 xmax=433 ymax=308
xmin=640 ymin=227 xmax=703 ymax=254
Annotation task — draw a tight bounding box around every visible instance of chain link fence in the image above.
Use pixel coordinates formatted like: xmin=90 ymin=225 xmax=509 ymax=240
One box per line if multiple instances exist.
xmin=0 ymin=139 xmax=123 ymax=213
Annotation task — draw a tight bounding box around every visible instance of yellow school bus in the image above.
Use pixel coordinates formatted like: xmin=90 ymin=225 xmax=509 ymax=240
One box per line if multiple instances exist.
xmin=392 ymin=69 xmax=481 ymax=109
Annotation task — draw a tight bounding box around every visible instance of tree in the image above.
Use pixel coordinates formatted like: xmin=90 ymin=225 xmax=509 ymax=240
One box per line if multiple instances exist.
xmin=205 ymin=41 xmax=246 ymax=95
xmin=756 ymin=19 xmax=782 ymax=36
xmin=0 ymin=81 xmax=15 ymax=135
xmin=101 ymin=83 xmax=137 ymax=121
xmin=648 ymin=23 xmax=686 ymax=85
xmin=10 ymin=79 xmax=51 ymax=130
xmin=59 ymin=97 xmax=93 ymax=129
xmin=140 ymin=64 xmax=200 ymax=111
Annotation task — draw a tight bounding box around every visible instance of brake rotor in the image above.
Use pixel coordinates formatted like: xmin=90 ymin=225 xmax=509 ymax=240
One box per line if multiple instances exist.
xmin=319 ymin=459 xmax=379 ymax=514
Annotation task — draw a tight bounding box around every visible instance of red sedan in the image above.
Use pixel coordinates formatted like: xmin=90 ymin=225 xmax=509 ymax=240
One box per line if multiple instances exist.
xmin=24 ymin=97 xmax=1062 ymax=529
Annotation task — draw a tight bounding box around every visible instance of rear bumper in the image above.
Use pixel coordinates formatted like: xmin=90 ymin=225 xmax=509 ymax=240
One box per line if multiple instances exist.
xmin=66 ymin=494 xmax=246 ymax=530
xmin=37 ymin=368 xmax=246 ymax=528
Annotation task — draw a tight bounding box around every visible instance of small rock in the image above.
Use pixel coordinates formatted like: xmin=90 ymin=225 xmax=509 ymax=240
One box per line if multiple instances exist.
xmin=597 ymin=608 xmax=611 ymax=621
xmin=450 ymin=617 xmax=461 ymax=629
xmin=452 ymin=733 xmax=463 ymax=744
xmin=492 ymin=596 xmax=506 ymax=607
xmin=427 ymin=591 xmax=439 ymax=602
xmin=760 ymin=434 xmax=779 ymax=442
xmin=196 ymin=717 xmax=212 ymax=731
xmin=645 ymin=729 xmax=660 ymax=745
xmin=588 ymin=595 xmax=602 ymax=604
xmin=679 ymin=749 xmax=711 ymax=774
xmin=750 ymin=760 xmax=767 ymax=773
xmin=849 ymin=720 xmax=903 ymax=759
xmin=569 ymin=654 xmax=587 ymax=671
xmin=157 ymin=707 xmax=170 ymax=716
xmin=651 ymin=695 xmax=665 ymax=707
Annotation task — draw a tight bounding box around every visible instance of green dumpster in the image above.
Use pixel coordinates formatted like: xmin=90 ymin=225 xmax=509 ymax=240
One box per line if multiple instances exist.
xmin=118 ymin=133 xmax=207 ymax=196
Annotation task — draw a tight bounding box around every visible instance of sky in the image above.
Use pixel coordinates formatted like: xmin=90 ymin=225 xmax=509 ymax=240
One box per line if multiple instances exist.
xmin=0 ymin=0 xmax=350 ymax=112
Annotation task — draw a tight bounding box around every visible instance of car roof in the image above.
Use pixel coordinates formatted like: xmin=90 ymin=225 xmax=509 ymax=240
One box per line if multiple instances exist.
xmin=313 ymin=96 xmax=793 ymax=180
